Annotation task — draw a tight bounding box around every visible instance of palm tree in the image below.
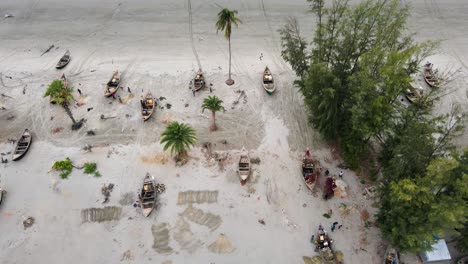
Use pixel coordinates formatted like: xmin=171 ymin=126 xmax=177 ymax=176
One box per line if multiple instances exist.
xmin=44 ymin=80 xmax=82 ymax=130
xmin=202 ymin=96 xmax=225 ymax=131
xmin=216 ymin=8 xmax=242 ymax=86
xmin=160 ymin=121 xmax=197 ymax=160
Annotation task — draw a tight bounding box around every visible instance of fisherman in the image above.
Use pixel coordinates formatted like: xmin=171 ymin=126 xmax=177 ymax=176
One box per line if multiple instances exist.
xmin=339 ymin=171 xmax=344 ymax=179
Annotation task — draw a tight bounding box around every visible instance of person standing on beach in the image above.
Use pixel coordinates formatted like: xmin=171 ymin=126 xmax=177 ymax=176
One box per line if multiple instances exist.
xmin=77 ymin=88 xmax=82 ymax=96
xmin=192 ymin=89 xmax=196 ymax=97
xmin=339 ymin=171 xmax=343 ymax=178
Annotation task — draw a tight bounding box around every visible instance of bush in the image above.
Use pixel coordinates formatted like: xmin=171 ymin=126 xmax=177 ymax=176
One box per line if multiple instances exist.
xmin=83 ymin=162 xmax=101 ymax=177
xmin=52 ymin=158 xmax=73 ymax=179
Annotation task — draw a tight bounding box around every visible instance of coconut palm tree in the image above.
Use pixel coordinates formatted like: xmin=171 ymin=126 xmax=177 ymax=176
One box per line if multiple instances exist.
xmin=44 ymin=80 xmax=82 ymax=130
xmin=202 ymin=96 xmax=225 ymax=131
xmin=160 ymin=121 xmax=197 ymax=159
xmin=216 ymin=8 xmax=242 ymax=86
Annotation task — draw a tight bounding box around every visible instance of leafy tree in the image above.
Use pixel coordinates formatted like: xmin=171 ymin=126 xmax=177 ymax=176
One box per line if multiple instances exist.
xmin=44 ymin=80 xmax=82 ymax=130
xmin=377 ymin=156 xmax=468 ymax=252
xmin=216 ymin=8 xmax=242 ymax=85
xmin=279 ymin=0 xmax=436 ymax=167
xmin=202 ymin=96 xmax=225 ymax=131
xmin=160 ymin=122 xmax=197 ymax=159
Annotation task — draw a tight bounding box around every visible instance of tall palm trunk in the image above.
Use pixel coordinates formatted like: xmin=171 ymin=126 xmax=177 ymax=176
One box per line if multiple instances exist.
xmin=211 ymin=111 xmax=217 ymax=131
xmin=62 ymin=103 xmax=76 ymax=124
xmin=228 ymin=35 xmax=232 ymax=81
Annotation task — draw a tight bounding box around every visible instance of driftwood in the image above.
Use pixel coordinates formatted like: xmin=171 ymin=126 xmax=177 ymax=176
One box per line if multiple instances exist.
xmin=41 ymin=45 xmax=55 ymax=56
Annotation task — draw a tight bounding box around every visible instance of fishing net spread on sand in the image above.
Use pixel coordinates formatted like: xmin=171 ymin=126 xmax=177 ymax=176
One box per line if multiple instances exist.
xmin=334 ymin=179 xmax=348 ymax=198
xmin=208 ymin=234 xmax=235 ymax=254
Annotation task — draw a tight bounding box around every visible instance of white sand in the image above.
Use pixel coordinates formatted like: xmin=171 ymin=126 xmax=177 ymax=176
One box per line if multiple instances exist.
xmin=0 ymin=0 xmax=467 ymax=263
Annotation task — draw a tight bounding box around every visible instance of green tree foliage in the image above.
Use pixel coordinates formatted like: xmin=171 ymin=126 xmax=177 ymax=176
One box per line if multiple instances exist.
xmin=202 ymin=96 xmax=225 ymax=131
xmin=216 ymin=8 xmax=241 ymax=84
xmin=377 ymin=155 xmax=468 ymax=252
xmin=83 ymin=162 xmax=101 ymax=177
xmin=279 ymin=0 xmax=436 ymax=167
xmin=160 ymin=122 xmax=197 ymax=158
xmin=44 ymin=79 xmax=80 ymax=129
xmin=52 ymin=157 xmax=73 ymax=179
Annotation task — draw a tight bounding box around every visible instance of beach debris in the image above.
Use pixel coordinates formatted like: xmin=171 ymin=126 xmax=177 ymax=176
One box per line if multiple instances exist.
xmin=181 ymin=205 xmax=222 ymax=231
xmin=4 ymin=13 xmax=14 ymax=18
xmin=23 ymin=85 xmax=27 ymax=94
xmin=1 ymin=93 xmax=13 ymax=98
xmin=185 ymin=103 xmax=189 ymax=107
xmin=251 ymin=157 xmax=261 ymax=164
xmin=86 ymin=130 xmax=95 ymax=136
xmin=82 ymin=144 xmax=93 ymax=152
xmin=220 ymin=139 xmax=227 ymax=144
xmin=155 ymin=183 xmax=166 ymax=194
xmin=151 ymin=223 xmax=173 ymax=254
xmin=40 ymin=44 xmax=54 ymax=56
xmin=258 ymin=219 xmax=266 ymax=225
xmin=166 ymin=103 xmax=172 ymax=109
xmin=207 ymin=234 xmax=235 ymax=254
xmin=177 ymin=190 xmax=218 ymax=205
xmin=0 ymin=106 xmax=6 ymax=110
xmin=7 ymin=138 xmax=16 ymax=143
xmin=363 ymin=185 xmax=377 ymax=199
xmin=23 ymin=216 xmax=35 ymax=229
xmin=173 ymin=217 xmax=203 ymax=253
xmin=4 ymin=75 xmax=13 ymax=79
xmin=87 ymin=107 xmax=93 ymax=112
xmin=52 ymin=127 xmax=64 ymax=134
xmin=1 ymin=157 xmax=8 ymax=163
xmin=101 ymin=183 xmax=115 ymax=204
xmin=6 ymin=115 xmax=15 ymax=120
xmin=159 ymin=96 xmax=166 ymax=101
xmin=120 ymin=250 xmax=134 ymax=261
xmin=100 ymin=114 xmax=117 ymax=120
xmin=81 ymin=206 xmax=122 ymax=223
xmin=91 ymin=70 xmax=96 ymax=72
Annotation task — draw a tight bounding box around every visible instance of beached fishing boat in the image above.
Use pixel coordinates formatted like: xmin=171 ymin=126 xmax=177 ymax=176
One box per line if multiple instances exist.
xmin=405 ymin=84 xmax=423 ymax=104
xmin=104 ymin=71 xmax=120 ymax=97
xmin=423 ymin=62 xmax=439 ymax=88
xmin=12 ymin=129 xmax=32 ymax=161
xmin=0 ymin=187 xmax=5 ymax=206
xmin=262 ymin=66 xmax=275 ymax=94
xmin=302 ymin=148 xmax=318 ymax=191
xmin=141 ymin=91 xmax=156 ymax=121
xmin=55 ymin=50 xmax=71 ymax=69
xmin=384 ymin=246 xmax=399 ymax=264
xmin=140 ymin=173 xmax=156 ymax=217
xmin=193 ymin=70 xmax=205 ymax=92
xmin=238 ymin=147 xmax=251 ymax=185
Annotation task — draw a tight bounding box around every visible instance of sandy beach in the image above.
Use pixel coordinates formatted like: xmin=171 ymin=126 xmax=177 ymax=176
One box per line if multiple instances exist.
xmin=0 ymin=0 xmax=467 ymax=263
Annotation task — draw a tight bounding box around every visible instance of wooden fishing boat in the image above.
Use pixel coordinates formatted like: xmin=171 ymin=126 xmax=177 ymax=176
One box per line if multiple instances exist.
xmin=0 ymin=187 xmax=5 ymax=206
xmin=55 ymin=50 xmax=71 ymax=69
xmin=238 ymin=147 xmax=251 ymax=185
xmin=141 ymin=91 xmax=156 ymax=121
xmin=302 ymin=148 xmax=318 ymax=191
xmin=140 ymin=173 xmax=156 ymax=217
xmin=193 ymin=70 xmax=205 ymax=92
xmin=405 ymin=84 xmax=423 ymax=104
xmin=384 ymin=246 xmax=399 ymax=264
xmin=104 ymin=71 xmax=120 ymax=97
xmin=262 ymin=66 xmax=275 ymax=94
xmin=423 ymin=62 xmax=439 ymax=88
xmin=12 ymin=129 xmax=32 ymax=161
xmin=50 ymin=73 xmax=68 ymax=104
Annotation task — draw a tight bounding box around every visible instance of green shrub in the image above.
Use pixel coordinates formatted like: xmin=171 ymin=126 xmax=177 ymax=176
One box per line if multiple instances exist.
xmin=52 ymin=158 xmax=73 ymax=179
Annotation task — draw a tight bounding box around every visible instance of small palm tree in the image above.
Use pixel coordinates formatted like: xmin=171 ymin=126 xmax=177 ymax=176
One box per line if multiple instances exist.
xmin=44 ymin=80 xmax=82 ymax=130
xmin=216 ymin=8 xmax=242 ymax=86
xmin=160 ymin=121 xmax=197 ymax=159
xmin=202 ymin=96 xmax=225 ymax=131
